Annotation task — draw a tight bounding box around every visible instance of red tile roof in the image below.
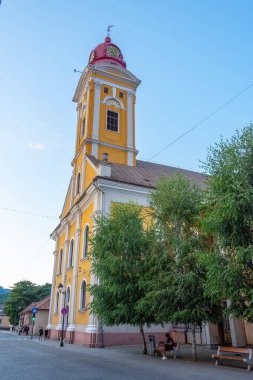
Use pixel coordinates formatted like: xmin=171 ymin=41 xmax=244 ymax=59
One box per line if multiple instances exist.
xmin=19 ymin=295 xmax=50 ymax=315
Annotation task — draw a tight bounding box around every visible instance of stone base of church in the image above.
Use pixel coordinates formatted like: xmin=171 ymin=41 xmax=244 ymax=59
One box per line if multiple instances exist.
xmin=48 ymin=328 xmax=172 ymax=348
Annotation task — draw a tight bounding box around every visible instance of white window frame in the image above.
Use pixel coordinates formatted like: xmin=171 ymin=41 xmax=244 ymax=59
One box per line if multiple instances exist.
xmin=79 ymin=279 xmax=87 ymax=311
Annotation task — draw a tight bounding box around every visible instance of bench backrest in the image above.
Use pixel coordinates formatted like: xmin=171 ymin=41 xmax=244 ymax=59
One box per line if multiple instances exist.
xmin=218 ymin=346 xmax=252 ymax=359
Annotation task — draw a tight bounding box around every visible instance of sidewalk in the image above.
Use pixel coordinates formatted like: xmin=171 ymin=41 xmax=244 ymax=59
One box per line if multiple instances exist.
xmin=21 ymin=334 xmax=250 ymax=371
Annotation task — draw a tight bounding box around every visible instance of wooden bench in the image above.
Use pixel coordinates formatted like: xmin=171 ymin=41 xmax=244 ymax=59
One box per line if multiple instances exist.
xmin=165 ymin=343 xmax=180 ymax=359
xmin=212 ymin=346 xmax=252 ymax=371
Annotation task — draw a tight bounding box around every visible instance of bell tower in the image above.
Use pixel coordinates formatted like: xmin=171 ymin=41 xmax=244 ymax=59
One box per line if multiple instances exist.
xmin=72 ymin=35 xmax=141 ymax=167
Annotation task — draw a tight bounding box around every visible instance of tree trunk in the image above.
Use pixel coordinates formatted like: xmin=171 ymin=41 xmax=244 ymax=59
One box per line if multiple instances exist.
xmin=139 ymin=324 xmax=147 ymax=354
xmin=191 ymin=324 xmax=198 ymax=361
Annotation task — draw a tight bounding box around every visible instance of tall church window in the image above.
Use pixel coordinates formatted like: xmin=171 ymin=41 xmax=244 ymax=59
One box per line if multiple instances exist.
xmin=80 ymin=281 xmax=86 ymax=310
xmin=69 ymin=239 xmax=74 ymax=267
xmin=58 ymin=249 xmax=63 ymax=274
xmin=76 ymin=172 xmax=80 ymax=195
xmin=82 ymin=225 xmax=89 ymax=259
xmin=81 ymin=118 xmax=85 ymax=137
xmin=107 ymin=110 xmax=118 ymax=132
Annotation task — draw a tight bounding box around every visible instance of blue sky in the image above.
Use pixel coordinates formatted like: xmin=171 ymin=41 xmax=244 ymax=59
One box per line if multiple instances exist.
xmin=0 ymin=0 xmax=252 ymax=288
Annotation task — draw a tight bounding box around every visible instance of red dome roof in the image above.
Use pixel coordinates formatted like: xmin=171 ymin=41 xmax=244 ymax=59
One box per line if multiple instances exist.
xmin=88 ymin=36 xmax=126 ymax=68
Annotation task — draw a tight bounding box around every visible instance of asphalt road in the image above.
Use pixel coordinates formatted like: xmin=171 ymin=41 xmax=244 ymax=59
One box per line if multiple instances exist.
xmin=0 ymin=330 xmax=252 ymax=380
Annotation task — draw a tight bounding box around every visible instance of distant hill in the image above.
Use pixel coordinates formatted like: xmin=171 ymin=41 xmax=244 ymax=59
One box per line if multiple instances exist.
xmin=0 ymin=287 xmax=11 ymax=304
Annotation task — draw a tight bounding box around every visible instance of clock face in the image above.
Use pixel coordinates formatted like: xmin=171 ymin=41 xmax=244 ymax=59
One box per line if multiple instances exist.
xmin=89 ymin=51 xmax=95 ymax=63
xmin=107 ymin=46 xmax=119 ymax=58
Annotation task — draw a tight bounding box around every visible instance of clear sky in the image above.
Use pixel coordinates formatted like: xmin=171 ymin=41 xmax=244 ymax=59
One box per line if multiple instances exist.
xmin=0 ymin=1 xmax=252 ymax=289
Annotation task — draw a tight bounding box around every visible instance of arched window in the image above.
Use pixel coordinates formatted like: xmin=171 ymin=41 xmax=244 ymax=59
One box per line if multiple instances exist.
xmin=81 ymin=117 xmax=85 ymax=137
xmin=69 ymin=239 xmax=74 ymax=267
xmin=55 ymin=292 xmax=59 ymax=313
xmin=80 ymin=281 xmax=86 ymax=310
xmin=76 ymin=172 xmax=80 ymax=195
xmin=83 ymin=225 xmax=89 ymax=259
xmin=66 ymin=287 xmax=70 ymax=304
xmin=58 ymin=249 xmax=63 ymax=274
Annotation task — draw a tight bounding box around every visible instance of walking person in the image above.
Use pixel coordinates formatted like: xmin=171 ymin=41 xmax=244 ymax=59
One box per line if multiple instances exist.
xmin=39 ymin=326 xmax=43 ymax=341
xmin=44 ymin=328 xmax=49 ymax=340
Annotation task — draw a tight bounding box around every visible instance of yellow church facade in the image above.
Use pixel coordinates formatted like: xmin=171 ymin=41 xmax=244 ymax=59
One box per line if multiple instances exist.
xmin=47 ymin=34 xmax=248 ymax=348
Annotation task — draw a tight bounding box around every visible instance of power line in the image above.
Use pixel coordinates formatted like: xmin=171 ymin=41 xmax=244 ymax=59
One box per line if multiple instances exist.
xmin=23 ymin=238 xmax=52 ymax=266
xmin=0 ymin=206 xmax=57 ymax=220
xmin=147 ymin=83 xmax=253 ymax=162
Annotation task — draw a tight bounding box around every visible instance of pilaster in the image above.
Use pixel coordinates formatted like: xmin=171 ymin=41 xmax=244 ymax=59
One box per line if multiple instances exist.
xmin=127 ymin=90 xmax=135 ymax=166
xmin=80 ymin=155 xmax=86 ymax=194
xmin=68 ymin=211 xmax=82 ymax=331
xmin=91 ymin=80 xmax=102 ymax=158
xmin=58 ymin=224 xmax=69 ymax=326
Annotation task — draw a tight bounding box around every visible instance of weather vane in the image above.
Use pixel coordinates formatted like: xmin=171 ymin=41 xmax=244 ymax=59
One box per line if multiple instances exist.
xmin=107 ymin=25 xmax=114 ymax=37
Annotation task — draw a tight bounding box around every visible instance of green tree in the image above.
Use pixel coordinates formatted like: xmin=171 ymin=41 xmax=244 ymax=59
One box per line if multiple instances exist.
xmin=147 ymin=174 xmax=221 ymax=360
xmin=5 ymin=281 xmax=51 ymax=325
xmin=90 ymin=203 xmax=158 ymax=354
xmin=202 ymin=124 xmax=253 ymax=321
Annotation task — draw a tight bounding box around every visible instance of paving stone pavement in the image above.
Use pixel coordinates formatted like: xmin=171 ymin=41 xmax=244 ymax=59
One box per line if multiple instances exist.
xmin=0 ymin=330 xmax=252 ymax=380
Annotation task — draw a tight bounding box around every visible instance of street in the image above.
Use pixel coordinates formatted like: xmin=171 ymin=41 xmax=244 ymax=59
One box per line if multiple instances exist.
xmin=0 ymin=330 xmax=252 ymax=380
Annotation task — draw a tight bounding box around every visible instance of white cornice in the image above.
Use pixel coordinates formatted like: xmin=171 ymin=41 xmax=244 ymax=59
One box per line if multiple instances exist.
xmin=85 ymin=138 xmax=138 ymax=155
xmin=96 ymin=178 xmax=151 ymax=196
xmin=73 ymin=63 xmax=141 ymax=104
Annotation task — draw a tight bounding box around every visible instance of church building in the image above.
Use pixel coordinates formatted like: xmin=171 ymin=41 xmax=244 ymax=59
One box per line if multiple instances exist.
xmin=47 ymin=34 xmax=249 ymax=348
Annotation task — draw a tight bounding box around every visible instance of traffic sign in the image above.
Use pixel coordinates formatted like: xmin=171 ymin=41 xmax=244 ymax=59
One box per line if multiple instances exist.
xmin=32 ymin=307 xmax=38 ymax=314
xmin=61 ymin=307 xmax=69 ymax=315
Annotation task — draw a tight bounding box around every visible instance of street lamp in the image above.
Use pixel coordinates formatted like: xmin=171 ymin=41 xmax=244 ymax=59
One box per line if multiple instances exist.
xmin=57 ymin=283 xmax=67 ymax=347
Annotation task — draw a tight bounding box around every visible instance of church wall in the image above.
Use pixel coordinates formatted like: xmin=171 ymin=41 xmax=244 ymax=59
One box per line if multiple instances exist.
xmin=84 ymin=161 xmax=97 ymax=190
xmin=51 ymin=232 xmax=66 ymax=326
xmin=75 ymin=201 xmax=94 ymax=326
xmin=98 ymin=145 xmax=127 ymax=165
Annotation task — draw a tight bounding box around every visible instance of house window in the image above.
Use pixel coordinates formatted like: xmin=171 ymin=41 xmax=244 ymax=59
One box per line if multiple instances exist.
xmin=83 ymin=225 xmax=89 ymax=259
xmin=80 ymin=281 xmax=86 ymax=310
xmin=104 ymin=87 xmax=109 ymax=94
xmin=58 ymin=249 xmax=63 ymax=274
xmin=119 ymin=92 xmax=124 ymax=99
xmin=55 ymin=292 xmax=59 ymax=313
xmin=81 ymin=118 xmax=85 ymax=137
xmin=69 ymin=239 xmax=74 ymax=267
xmin=107 ymin=110 xmax=118 ymax=132
xmin=76 ymin=172 xmax=80 ymax=195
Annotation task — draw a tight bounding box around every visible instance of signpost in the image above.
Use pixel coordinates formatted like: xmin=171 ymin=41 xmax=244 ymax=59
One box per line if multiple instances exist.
xmin=31 ymin=307 xmax=38 ymax=340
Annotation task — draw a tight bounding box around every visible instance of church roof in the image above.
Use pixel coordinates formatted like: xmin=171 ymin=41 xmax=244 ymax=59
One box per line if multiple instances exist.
xmin=87 ymin=155 xmax=205 ymax=189
xmin=88 ymin=36 xmax=126 ymax=68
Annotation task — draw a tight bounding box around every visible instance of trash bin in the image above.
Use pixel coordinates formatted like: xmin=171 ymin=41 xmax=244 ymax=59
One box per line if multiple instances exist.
xmin=148 ymin=335 xmax=156 ymax=356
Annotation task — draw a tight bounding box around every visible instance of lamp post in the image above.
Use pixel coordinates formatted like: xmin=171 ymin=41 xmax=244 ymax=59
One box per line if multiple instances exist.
xmin=57 ymin=283 xmax=67 ymax=347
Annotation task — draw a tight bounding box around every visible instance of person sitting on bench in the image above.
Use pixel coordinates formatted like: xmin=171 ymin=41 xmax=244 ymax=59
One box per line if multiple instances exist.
xmin=165 ymin=332 xmax=174 ymax=352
